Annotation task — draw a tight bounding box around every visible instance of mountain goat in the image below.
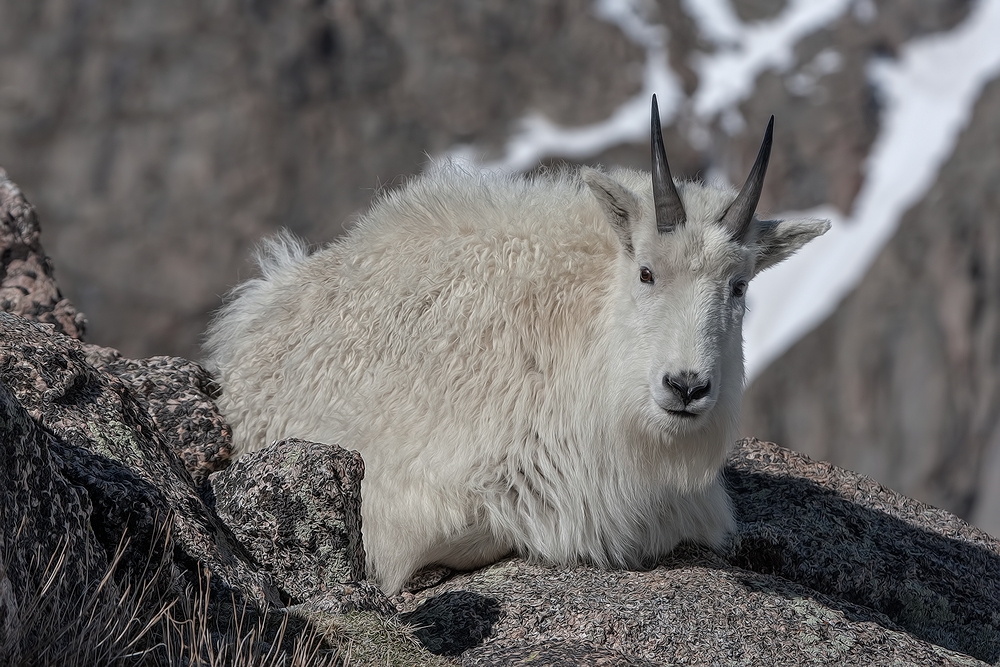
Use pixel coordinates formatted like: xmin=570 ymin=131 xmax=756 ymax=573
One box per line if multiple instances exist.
xmin=205 ymin=96 xmax=829 ymax=594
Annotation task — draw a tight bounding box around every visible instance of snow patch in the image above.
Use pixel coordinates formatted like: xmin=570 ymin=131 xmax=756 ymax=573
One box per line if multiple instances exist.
xmin=687 ymin=0 xmax=853 ymax=118
xmin=435 ymin=0 xmax=1000 ymax=382
xmin=853 ymin=0 xmax=877 ymax=24
xmin=786 ymin=48 xmax=843 ymax=97
xmin=744 ymin=0 xmax=1000 ymax=378
xmin=443 ymin=0 xmax=684 ymax=173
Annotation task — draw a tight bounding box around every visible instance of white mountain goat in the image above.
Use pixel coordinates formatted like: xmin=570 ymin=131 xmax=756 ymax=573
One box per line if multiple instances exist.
xmin=205 ymin=96 xmax=829 ymax=593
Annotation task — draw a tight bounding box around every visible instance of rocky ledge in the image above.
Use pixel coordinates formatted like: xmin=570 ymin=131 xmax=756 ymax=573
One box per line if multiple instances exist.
xmin=2 ymin=166 xmax=999 ymax=666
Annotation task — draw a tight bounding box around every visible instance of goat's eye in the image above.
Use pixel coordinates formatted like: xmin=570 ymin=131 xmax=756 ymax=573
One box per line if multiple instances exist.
xmin=639 ymin=267 xmax=654 ymax=284
xmin=732 ymin=279 xmax=748 ymax=298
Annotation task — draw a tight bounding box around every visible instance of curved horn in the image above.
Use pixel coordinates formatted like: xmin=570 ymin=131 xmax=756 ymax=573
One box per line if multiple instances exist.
xmin=721 ymin=115 xmax=774 ymax=244
xmin=651 ymin=95 xmax=686 ymax=234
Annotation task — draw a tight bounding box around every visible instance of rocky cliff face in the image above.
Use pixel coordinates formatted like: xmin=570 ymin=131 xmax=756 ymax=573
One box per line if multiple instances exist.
xmin=0 ymin=0 xmax=644 ymax=358
xmin=741 ymin=73 xmax=1000 ymax=533
xmin=4 ymin=0 xmax=969 ymax=360
xmin=1 ymin=0 xmax=997 ymax=531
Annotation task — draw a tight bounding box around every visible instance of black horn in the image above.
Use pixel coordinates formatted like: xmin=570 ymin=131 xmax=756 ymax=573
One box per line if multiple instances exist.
xmin=651 ymin=95 xmax=686 ymax=234
xmin=721 ymin=115 xmax=774 ymax=244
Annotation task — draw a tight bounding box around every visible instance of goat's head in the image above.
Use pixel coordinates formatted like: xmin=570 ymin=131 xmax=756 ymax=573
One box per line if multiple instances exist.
xmin=585 ymin=95 xmax=829 ymax=434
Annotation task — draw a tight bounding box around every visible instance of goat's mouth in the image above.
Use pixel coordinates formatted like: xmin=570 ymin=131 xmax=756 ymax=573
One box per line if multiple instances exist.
xmin=666 ymin=409 xmax=700 ymax=419
xmin=652 ymin=394 xmax=711 ymax=419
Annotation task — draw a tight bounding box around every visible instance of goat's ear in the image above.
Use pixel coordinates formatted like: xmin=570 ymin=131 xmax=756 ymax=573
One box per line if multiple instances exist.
xmin=752 ymin=217 xmax=831 ymax=275
xmin=583 ymin=168 xmax=641 ymax=256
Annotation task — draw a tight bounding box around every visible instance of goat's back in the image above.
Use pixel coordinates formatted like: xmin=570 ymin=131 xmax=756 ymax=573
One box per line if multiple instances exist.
xmin=205 ymin=166 xmax=621 ymax=466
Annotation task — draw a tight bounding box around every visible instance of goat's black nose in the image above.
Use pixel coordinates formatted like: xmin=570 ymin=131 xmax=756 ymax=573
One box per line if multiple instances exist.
xmin=663 ymin=371 xmax=711 ymax=405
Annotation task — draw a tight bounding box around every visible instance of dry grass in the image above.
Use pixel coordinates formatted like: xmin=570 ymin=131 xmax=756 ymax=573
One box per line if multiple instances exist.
xmin=295 ymin=610 xmax=453 ymax=667
xmin=0 ymin=519 xmax=344 ymax=667
xmin=0 ymin=515 xmax=455 ymax=666
xmin=159 ymin=570 xmax=339 ymax=667
xmin=1 ymin=519 xmax=173 ymax=666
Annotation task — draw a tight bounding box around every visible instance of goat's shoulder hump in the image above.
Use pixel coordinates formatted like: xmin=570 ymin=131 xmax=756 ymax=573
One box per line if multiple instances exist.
xmin=360 ymin=165 xmax=599 ymax=240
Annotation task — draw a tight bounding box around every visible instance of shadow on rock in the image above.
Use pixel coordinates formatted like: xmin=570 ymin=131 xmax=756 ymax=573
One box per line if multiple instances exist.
xmin=400 ymin=590 xmax=501 ymax=656
xmin=726 ymin=463 xmax=1000 ymax=663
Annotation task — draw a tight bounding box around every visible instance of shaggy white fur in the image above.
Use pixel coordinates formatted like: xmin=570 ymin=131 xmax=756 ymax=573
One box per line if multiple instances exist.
xmin=205 ymin=163 xmax=828 ymax=593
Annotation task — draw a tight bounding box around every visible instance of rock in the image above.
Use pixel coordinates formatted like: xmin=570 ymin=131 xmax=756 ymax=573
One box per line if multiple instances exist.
xmin=727 ymin=439 xmax=1000 ymax=662
xmin=0 ymin=311 xmax=280 ymax=608
xmin=289 ymin=581 xmax=397 ymax=618
xmin=0 ymin=313 xmax=404 ymax=665
xmin=461 ymin=640 xmax=659 ymax=666
xmin=0 ymin=164 xmax=386 ymax=634
xmin=210 ymin=438 xmax=375 ymax=605
xmin=0 ymin=168 xmax=85 ymax=339
xmin=0 ymin=379 xmax=96 ymax=567
xmin=97 ymin=355 xmax=235 ymax=485
xmin=399 ymin=438 xmax=1000 ymax=665
xmin=0 ymin=379 xmax=113 ymax=648
xmin=0 ymin=166 xmax=427 ymax=662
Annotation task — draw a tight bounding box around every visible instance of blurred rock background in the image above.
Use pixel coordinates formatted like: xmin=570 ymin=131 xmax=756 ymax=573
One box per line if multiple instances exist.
xmin=1 ymin=0 xmax=997 ymax=533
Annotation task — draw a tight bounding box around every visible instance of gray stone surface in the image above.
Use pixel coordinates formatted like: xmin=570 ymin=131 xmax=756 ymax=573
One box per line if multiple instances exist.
xmin=98 ymin=354 xmax=235 ymax=486
xmin=0 ymin=311 xmax=280 ymax=608
xmin=727 ymin=439 xmax=1000 ymax=662
xmin=460 ymin=640 xmax=658 ymax=667
xmin=0 ymin=167 xmax=399 ymax=661
xmin=0 ymin=379 xmax=111 ymax=644
xmin=0 ymin=168 xmax=85 ymax=339
xmin=288 ymin=581 xmax=397 ymax=618
xmin=210 ymin=438 xmax=372 ymax=604
xmin=399 ymin=439 xmax=1000 ymax=666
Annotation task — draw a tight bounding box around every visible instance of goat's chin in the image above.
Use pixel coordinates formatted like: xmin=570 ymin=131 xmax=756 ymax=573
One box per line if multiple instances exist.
xmin=648 ymin=398 xmax=717 ymax=434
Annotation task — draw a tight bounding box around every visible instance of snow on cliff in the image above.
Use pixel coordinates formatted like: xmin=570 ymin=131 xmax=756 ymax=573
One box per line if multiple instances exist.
xmin=443 ymin=0 xmax=1000 ymax=381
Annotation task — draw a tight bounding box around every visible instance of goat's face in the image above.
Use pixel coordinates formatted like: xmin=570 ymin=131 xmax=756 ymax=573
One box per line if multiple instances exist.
xmin=584 ymin=96 xmax=830 ymax=434
xmin=628 ymin=217 xmax=752 ymax=428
